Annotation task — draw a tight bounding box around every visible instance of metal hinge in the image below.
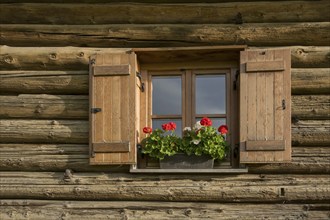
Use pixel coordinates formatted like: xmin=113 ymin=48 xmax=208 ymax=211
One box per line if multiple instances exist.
xmin=136 ymin=72 xmax=145 ymax=92
xmin=233 ymin=70 xmax=240 ymax=90
xmin=91 ymin=108 xmax=102 ymax=113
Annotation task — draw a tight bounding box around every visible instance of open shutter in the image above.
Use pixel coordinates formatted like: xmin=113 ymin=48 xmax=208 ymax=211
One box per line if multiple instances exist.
xmin=240 ymin=48 xmax=291 ymax=163
xmin=89 ymin=52 xmax=139 ymax=165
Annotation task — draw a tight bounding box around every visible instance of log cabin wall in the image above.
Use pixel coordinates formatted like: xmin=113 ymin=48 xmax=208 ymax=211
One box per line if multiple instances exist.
xmin=0 ymin=1 xmax=329 ymax=219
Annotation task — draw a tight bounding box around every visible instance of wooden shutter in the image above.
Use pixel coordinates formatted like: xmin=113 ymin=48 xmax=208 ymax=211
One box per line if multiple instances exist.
xmin=89 ymin=52 xmax=139 ymax=165
xmin=240 ymin=48 xmax=291 ymax=163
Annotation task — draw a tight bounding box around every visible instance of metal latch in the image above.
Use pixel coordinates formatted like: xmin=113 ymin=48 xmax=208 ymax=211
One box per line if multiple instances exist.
xmin=91 ymin=108 xmax=102 ymax=113
xmin=233 ymin=70 xmax=239 ymax=90
xmin=282 ymin=99 xmax=286 ymax=110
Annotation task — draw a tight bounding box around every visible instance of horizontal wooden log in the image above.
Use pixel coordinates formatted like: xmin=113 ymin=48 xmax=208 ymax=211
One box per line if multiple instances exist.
xmin=291 ymin=95 xmax=330 ymax=119
xmin=0 ymin=147 xmax=325 ymax=174
xmin=1 ymin=46 xmax=328 ymax=70
xmin=0 ymin=95 xmax=88 ymax=119
xmin=0 ymin=94 xmax=328 ymax=120
xmin=292 ymin=68 xmax=330 ymax=95
xmin=0 ymin=120 xmax=88 ymax=144
xmin=1 ymin=200 xmax=329 ymax=220
xmin=0 ymin=144 xmax=329 ymax=173
xmin=0 ymin=172 xmax=329 ymax=202
xmin=0 ymin=119 xmax=329 ymax=145
xmin=1 ymin=68 xmax=329 ymax=95
xmin=292 ymin=120 xmax=330 ymax=146
xmin=1 ymin=2 xmax=328 ymax=25
xmin=0 ymin=71 xmax=88 ymax=95
xmin=1 ymin=23 xmax=329 ymax=47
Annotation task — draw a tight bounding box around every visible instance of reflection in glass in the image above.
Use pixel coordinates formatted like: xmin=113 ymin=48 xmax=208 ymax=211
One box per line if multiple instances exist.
xmin=196 ymin=75 xmax=226 ymax=114
xmin=152 ymin=119 xmax=182 ymax=137
xmin=196 ymin=118 xmax=226 ymax=133
xmin=152 ymin=76 xmax=182 ymax=115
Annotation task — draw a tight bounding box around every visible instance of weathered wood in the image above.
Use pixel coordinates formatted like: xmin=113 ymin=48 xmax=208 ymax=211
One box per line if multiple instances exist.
xmin=0 ymin=144 xmax=329 ymax=173
xmin=0 ymin=46 xmax=128 ymax=70
xmin=1 ymin=68 xmax=329 ymax=95
xmin=0 ymin=71 xmax=88 ymax=95
xmin=1 ymin=2 xmax=328 ymax=25
xmin=1 ymin=46 xmax=329 ymax=70
xmin=291 ymin=46 xmax=330 ymax=68
xmin=0 ymin=95 xmax=88 ymax=119
xmin=292 ymin=95 xmax=330 ymax=119
xmin=1 ymin=23 xmax=329 ymax=47
xmin=292 ymin=120 xmax=330 ymax=146
xmin=1 ymin=94 xmax=327 ymax=120
xmin=1 ymin=0 xmax=317 ymax=3
xmin=1 ymin=200 xmax=329 ymax=220
xmin=0 ymin=120 xmax=88 ymax=144
xmin=0 ymin=172 xmax=329 ymax=202
xmin=0 ymin=119 xmax=328 ymax=145
xmin=291 ymin=68 xmax=330 ymax=94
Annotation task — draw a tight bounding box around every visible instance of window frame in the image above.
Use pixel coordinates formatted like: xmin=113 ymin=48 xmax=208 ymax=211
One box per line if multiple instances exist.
xmin=139 ymin=67 xmax=239 ymax=169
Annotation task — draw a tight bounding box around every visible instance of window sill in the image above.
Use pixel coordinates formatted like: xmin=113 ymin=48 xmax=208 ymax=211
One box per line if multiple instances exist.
xmin=130 ymin=166 xmax=248 ymax=174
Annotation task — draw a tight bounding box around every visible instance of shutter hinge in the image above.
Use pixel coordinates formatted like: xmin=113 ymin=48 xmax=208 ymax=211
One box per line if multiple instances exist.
xmin=136 ymin=72 xmax=145 ymax=92
xmin=91 ymin=151 xmax=95 ymax=158
xmin=233 ymin=70 xmax=240 ymax=90
xmin=91 ymin=108 xmax=102 ymax=113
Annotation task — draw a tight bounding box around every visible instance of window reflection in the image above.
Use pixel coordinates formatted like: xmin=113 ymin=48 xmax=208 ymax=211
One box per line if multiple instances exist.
xmin=152 ymin=76 xmax=182 ymax=115
xmin=196 ymin=75 xmax=226 ymax=114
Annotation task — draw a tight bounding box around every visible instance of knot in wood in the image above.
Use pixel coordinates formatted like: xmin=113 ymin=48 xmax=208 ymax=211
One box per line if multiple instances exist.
xmin=4 ymin=56 xmax=13 ymax=64
xmin=78 ymin=52 xmax=84 ymax=57
xmin=184 ymin=209 xmax=192 ymax=216
xmin=49 ymin=53 xmax=57 ymax=60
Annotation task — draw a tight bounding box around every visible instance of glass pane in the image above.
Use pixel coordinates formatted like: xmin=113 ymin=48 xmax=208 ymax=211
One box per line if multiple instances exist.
xmin=196 ymin=75 xmax=226 ymax=114
xmin=152 ymin=119 xmax=182 ymax=137
xmin=196 ymin=117 xmax=226 ymax=134
xmin=152 ymin=76 xmax=182 ymax=115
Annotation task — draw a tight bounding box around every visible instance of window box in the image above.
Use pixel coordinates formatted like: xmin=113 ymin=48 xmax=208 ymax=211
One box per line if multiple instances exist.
xmin=160 ymin=153 xmax=214 ymax=169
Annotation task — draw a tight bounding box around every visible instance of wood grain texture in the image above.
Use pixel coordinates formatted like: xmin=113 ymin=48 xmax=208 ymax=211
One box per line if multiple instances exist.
xmin=1 ymin=2 xmax=328 ymax=24
xmin=0 ymin=94 xmax=88 ymax=119
xmin=292 ymin=95 xmax=330 ymax=119
xmin=0 ymin=172 xmax=329 ymax=202
xmin=1 ymin=200 xmax=329 ymax=220
xmin=1 ymin=46 xmax=328 ymax=70
xmin=0 ymin=120 xmax=88 ymax=144
xmin=291 ymin=68 xmax=330 ymax=94
xmin=0 ymin=144 xmax=328 ymax=173
xmin=1 ymin=23 xmax=329 ymax=47
xmin=240 ymin=49 xmax=291 ymax=163
xmin=292 ymin=120 xmax=330 ymax=146
xmin=1 ymin=69 xmax=328 ymax=96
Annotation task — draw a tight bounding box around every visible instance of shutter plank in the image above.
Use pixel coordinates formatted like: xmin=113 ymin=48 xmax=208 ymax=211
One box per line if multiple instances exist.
xmin=93 ymin=65 xmax=130 ymax=76
xmin=89 ymin=52 xmax=138 ymax=165
xmin=93 ymin=142 xmax=130 ymax=153
xmin=246 ymin=140 xmax=285 ymax=151
xmin=246 ymin=60 xmax=284 ymax=72
xmin=240 ymin=49 xmax=291 ymax=163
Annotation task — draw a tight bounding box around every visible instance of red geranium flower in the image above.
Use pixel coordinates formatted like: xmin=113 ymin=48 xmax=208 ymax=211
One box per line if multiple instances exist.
xmin=168 ymin=122 xmax=177 ymax=130
xmin=143 ymin=126 xmax=152 ymax=134
xmin=162 ymin=122 xmax=176 ymax=131
xmin=218 ymin=125 xmax=228 ymax=134
xmin=200 ymin=117 xmax=212 ymax=126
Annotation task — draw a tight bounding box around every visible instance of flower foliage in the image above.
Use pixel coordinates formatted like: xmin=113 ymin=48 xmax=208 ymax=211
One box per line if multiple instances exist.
xmin=141 ymin=123 xmax=181 ymax=160
xmin=141 ymin=119 xmax=229 ymax=160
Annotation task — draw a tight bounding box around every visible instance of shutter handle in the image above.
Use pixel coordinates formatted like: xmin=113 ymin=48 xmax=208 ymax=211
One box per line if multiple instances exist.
xmin=282 ymin=99 xmax=286 ymax=110
xmin=91 ymin=108 xmax=102 ymax=113
xmin=136 ymin=72 xmax=145 ymax=92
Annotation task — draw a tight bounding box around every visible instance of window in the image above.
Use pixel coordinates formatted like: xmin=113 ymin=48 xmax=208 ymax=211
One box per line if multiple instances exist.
xmin=88 ymin=47 xmax=292 ymax=171
xmin=150 ymin=70 xmax=228 ymax=135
